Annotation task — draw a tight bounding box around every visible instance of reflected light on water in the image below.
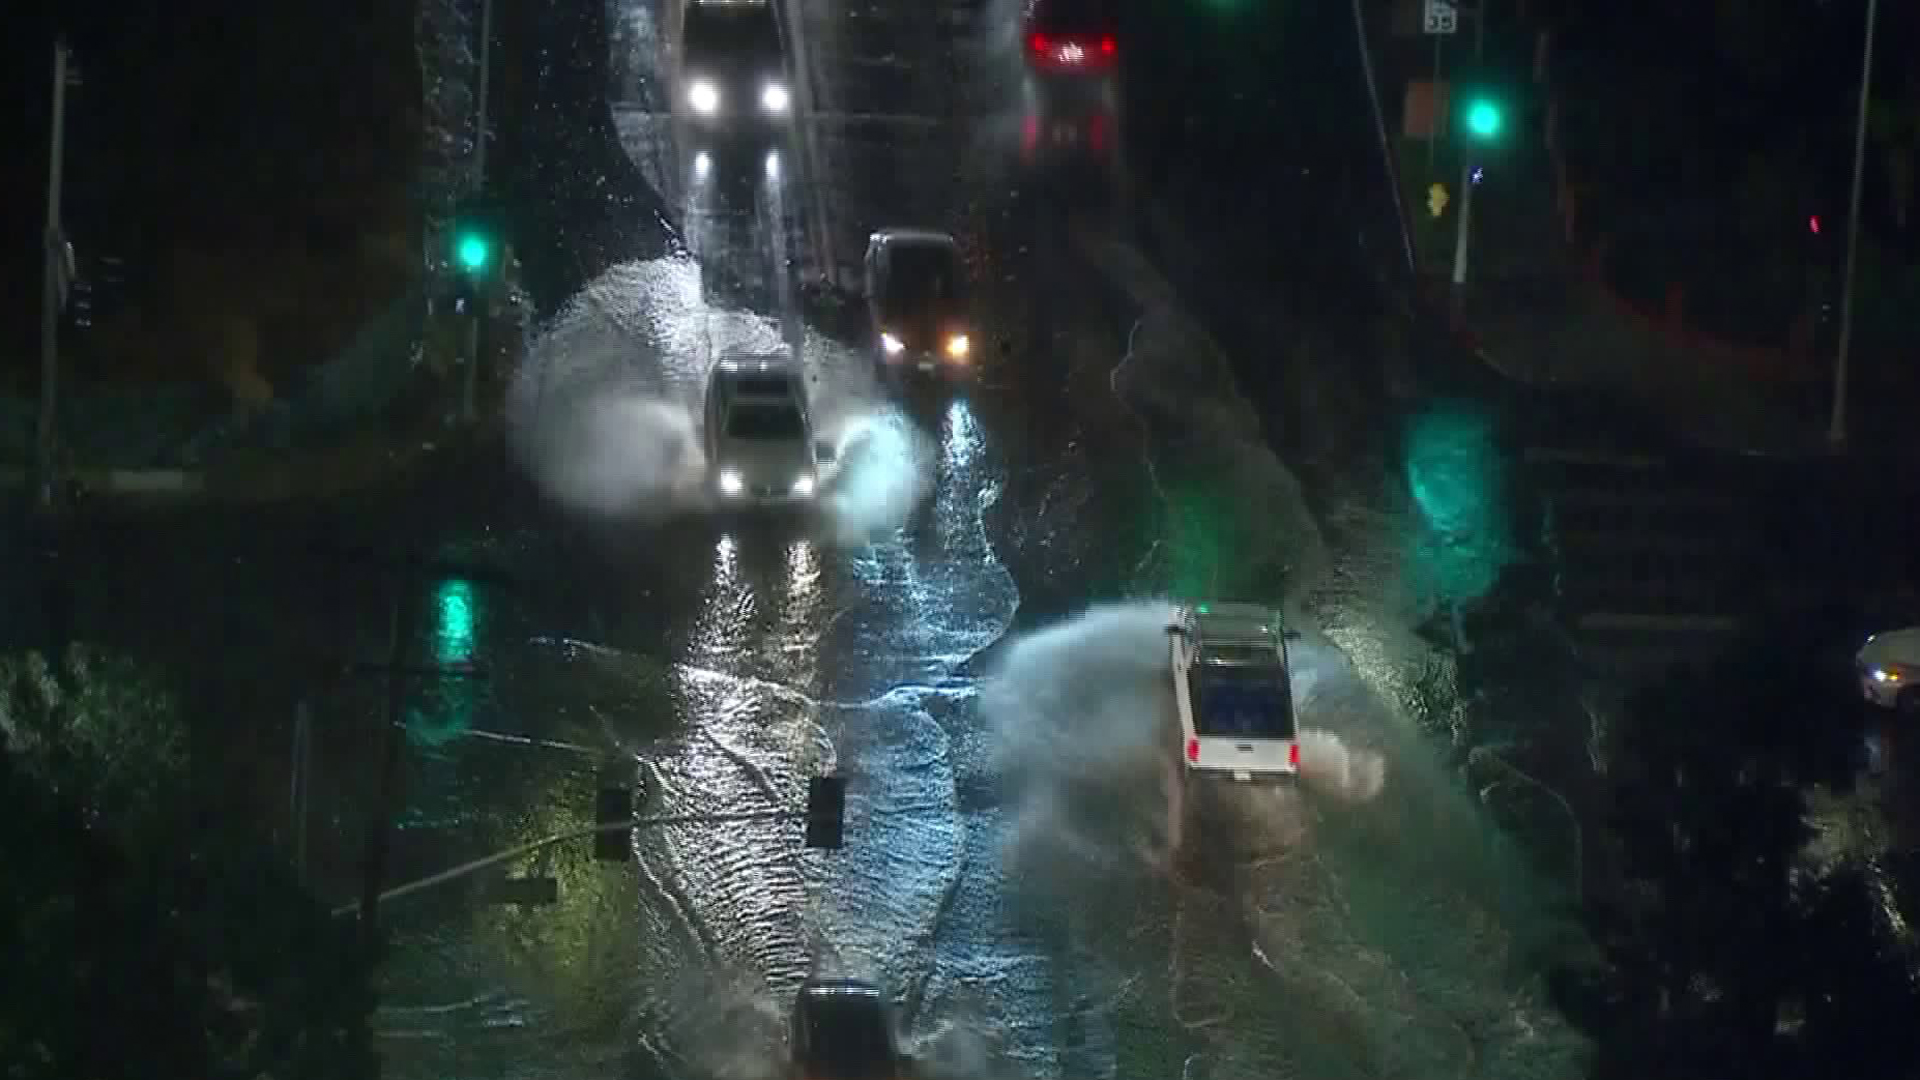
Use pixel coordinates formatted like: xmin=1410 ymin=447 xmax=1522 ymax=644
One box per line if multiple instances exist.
xmin=942 ymin=399 xmax=980 ymax=472
xmin=780 ymin=537 xmax=824 ymax=689
xmin=785 ymin=537 xmax=819 ymax=599
xmin=434 ymin=579 xmax=477 ymax=664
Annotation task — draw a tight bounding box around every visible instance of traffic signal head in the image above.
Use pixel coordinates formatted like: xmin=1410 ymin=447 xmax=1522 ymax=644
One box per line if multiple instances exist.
xmin=454 ymin=230 xmax=493 ymax=274
xmin=450 ymin=193 xmax=505 ymax=277
xmin=1462 ymin=97 xmax=1503 ymax=140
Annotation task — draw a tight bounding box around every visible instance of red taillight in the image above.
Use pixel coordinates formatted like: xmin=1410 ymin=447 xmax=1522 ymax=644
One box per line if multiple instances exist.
xmin=1028 ymin=32 xmax=1049 ymax=56
xmin=1099 ymin=34 xmax=1116 ymax=55
xmin=1289 ymin=742 xmax=1300 ymax=769
xmin=1186 ymin=738 xmax=1200 ymax=763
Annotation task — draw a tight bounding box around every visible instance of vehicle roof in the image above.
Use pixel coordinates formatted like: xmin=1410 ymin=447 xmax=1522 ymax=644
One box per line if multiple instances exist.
xmin=1024 ymin=0 xmax=1114 ymax=28
xmin=1181 ymin=603 xmax=1285 ymax=663
xmin=715 ymin=351 xmax=800 ymax=375
xmin=873 ymin=228 xmax=958 ymax=248
xmin=1861 ymin=627 xmax=1920 ymax=665
xmin=798 ymin=976 xmax=887 ymax=997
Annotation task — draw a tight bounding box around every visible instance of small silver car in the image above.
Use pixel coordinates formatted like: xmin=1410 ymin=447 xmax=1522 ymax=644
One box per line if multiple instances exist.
xmin=1857 ymin=627 xmax=1920 ymax=713
xmin=703 ymin=351 xmax=836 ymax=506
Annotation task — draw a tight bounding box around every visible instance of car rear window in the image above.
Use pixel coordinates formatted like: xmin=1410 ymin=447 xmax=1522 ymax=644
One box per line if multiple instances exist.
xmin=797 ymin=998 xmax=895 ymax=1080
xmin=1031 ymin=0 xmax=1112 ymax=34
xmin=1191 ymin=668 xmax=1295 ymax=739
xmin=727 ymin=373 xmax=792 ymax=397
xmin=724 ymin=402 xmax=804 ymax=441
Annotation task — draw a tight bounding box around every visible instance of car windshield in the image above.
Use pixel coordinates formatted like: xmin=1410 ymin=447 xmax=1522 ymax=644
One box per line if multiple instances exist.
xmin=1191 ymin=666 xmax=1295 ymax=739
xmin=724 ymin=402 xmax=805 ymax=441
xmin=884 ymin=245 xmax=961 ymax=307
xmin=684 ymin=3 xmax=780 ymax=57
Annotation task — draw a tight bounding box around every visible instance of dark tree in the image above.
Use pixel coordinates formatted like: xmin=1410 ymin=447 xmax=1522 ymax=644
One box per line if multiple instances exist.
xmin=1559 ymin=631 xmax=1920 ymax=1079
xmin=0 ymin=737 xmax=378 ymax=1079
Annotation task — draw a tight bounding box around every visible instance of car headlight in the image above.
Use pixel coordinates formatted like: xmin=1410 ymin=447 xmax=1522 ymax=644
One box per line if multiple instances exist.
xmin=688 ymin=79 xmax=720 ymax=115
xmin=761 ymin=83 xmax=790 ymax=113
xmin=880 ymin=332 xmax=905 ymax=355
xmin=717 ymin=469 xmax=744 ymax=496
xmin=790 ymin=474 xmax=815 ymax=497
xmin=945 ymin=333 xmax=970 ymax=360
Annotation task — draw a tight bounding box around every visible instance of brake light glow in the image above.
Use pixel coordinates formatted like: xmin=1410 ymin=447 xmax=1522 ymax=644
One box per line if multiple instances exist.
xmin=1027 ymin=31 xmax=1115 ymax=68
xmin=1289 ymin=742 xmax=1300 ymax=769
xmin=1186 ymin=738 xmax=1199 ymax=763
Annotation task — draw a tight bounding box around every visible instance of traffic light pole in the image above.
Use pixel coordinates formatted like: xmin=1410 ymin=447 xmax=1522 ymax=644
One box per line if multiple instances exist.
xmin=1448 ymin=1 xmax=1487 ymax=317
xmin=329 ymin=796 xmax=846 ymax=919
xmin=459 ymin=0 xmax=494 ymax=428
xmin=461 ymin=307 xmax=480 ymax=424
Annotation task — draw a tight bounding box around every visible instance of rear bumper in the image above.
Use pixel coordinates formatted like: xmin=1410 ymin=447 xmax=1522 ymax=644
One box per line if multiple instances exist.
xmin=1183 ymin=763 xmax=1298 ymax=783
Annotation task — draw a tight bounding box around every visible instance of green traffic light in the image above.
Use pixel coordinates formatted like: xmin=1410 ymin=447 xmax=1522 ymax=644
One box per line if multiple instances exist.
xmin=1464 ymin=99 xmax=1502 ymax=139
xmin=455 ymin=232 xmax=492 ymax=273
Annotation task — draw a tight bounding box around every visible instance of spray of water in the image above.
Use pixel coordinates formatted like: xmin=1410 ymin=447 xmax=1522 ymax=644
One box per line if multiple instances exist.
xmin=506 ymin=262 xmax=713 ymax=521
xmin=982 ymin=601 xmax=1388 ymax=885
xmin=647 ymin=968 xmax=789 ymax=1080
xmin=821 ymin=407 xmax=937 ymax=547
xmin=507 ymin=257 xmax=937 ymax=536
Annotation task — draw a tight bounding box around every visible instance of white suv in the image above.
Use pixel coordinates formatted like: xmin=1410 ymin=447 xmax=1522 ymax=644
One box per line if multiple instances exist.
xmin=703 ymin=351 xmax=836 ymax=506
xmin=1167 ymin=601 xmax=1300 ymax=780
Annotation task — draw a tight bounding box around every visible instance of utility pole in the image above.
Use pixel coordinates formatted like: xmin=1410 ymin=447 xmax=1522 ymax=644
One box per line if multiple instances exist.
xmin=1829 ymin=0 xmax=1879 ymax=448
xmin=1449 ymin=0 xmax=1487 ymax=317
xmin=38 ymin=38 xmax=76 ymax=512
xmin=330 ymin=774 xmax=850 ymax=918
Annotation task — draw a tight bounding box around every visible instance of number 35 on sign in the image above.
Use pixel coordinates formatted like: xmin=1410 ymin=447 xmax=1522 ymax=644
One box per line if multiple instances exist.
xmin=1424 ymin=0 xmax=1457 ymax=34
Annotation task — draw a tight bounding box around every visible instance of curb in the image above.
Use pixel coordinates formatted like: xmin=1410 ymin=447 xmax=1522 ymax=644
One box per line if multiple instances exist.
xmin=3 ymin=412 xmax=504 ymax=510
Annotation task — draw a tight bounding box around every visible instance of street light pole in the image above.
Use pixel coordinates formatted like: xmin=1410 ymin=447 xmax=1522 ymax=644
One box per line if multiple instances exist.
xmin=1448 ymin=0 xmax=1487 ymax=317
xmin=1828 ymin=0 xmax=1879 ymax=448
xmin=38 ymin=38 xmax=73 ymax=511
